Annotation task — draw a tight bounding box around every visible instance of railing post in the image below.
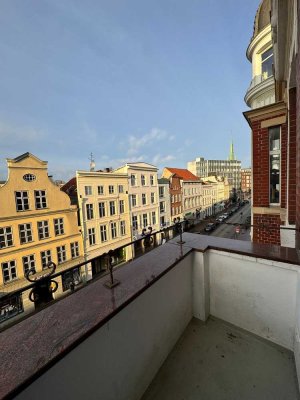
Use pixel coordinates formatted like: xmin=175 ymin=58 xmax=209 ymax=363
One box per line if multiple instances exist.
xmin=26 ymin=262 xmax=58 ymax=309
xmin=104 ymin=250 xmax=120 ymax=289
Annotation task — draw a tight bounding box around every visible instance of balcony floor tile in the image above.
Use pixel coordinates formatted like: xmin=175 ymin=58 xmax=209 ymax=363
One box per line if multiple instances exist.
xmin=141 ymin=317 xmax=300 ymax=400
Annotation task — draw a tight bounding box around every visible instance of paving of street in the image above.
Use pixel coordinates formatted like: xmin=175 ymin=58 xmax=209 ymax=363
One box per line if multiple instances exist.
xmin=187 ymin=202 xmax=251 ymax=241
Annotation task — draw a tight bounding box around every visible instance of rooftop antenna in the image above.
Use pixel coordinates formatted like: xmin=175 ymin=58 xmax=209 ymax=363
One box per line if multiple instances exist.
xmin=89 ymin=153 xmax=96 ymax=171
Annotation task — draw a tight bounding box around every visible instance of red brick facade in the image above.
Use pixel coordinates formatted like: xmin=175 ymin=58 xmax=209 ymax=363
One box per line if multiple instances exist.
xmin=253 ymin=214 xmax=281 ymax=245
xmin=169 ymin=175 xmax=182 ymax=219
xmin=288 ymin=88 xmax=297 ymax=224
xmin=244 ymin=104 xmax=287 ymax=246
xmin=296 ymin=0 xmax=300 ymax=247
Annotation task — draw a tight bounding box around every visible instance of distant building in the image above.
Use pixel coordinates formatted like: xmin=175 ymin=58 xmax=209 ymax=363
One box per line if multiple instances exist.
xmin=162 ymin=168 xmax=202 ymax=219
xmin=187 ymin=143 xmax=241 ymax=189
xmin=63 ymin=170 xmax=132 ymax=277
xmin=158 ymin=178 xmax=171 ymax=228
xmin=0 ymin=153 xmax=83 ymax=320
xmin=241 ymin=168 xmax=251 ymax=193
xmin=114 ymin=163 xmax=160 ymax=238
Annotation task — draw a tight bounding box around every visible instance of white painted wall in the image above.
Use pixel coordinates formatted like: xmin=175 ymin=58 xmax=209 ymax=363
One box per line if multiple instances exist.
xmin=207 ymin=249 xmax=298 ymax=350
xmin=16 ymin=254 xmax=193 ymax=400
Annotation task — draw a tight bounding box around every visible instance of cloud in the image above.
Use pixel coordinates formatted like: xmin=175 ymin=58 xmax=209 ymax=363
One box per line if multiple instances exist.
xmin=126 ymin=128 xmax=175 ymax=156
xmin=152 ymin=154 xmax=176 ymax=166
xmin=0 ymin=121 xmax=46 ymax=146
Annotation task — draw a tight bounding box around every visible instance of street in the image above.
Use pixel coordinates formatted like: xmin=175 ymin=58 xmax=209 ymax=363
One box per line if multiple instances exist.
xmin=211 ymin=202 xmax=251 ymax=240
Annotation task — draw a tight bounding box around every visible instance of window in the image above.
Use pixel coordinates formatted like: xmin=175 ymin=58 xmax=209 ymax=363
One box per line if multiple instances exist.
xmin=150 ymin=175 xmax=154 ymax=185
xmin=261 ymin=47 xmax=273 ymax=79
xmin=111 ymin=222 xmax=117 ymax=239
xmin=160 ymin=201 xmax=165 ymax=213
xmin=0 ymin=226 xmax=13 ymax=249
xmin=120 ymin=221 xmax=126 ymax=236
xmin=109 ymin=185 xmax=114 ymax=194
xmin=151 ymin=192 xmax=155 ymax=204
xmin=34 ymin=190 xmax=47 ymax=209
xmin=119 ymin=200 xmax=125 ymax=214
xmin=100 ymin=225 xmax=107 ymax=242
xmin=269 ymin=126 xmax=280 ymax=204
xmin=23 ymin=173 xmax=36 ymax=182
xmin=132 ymin=216 xmax=138 ymax=230
xmin=15 ymin=191 xmax=29 ymax=211
xmin=22 ymin=255 xmax=36 ymax=275
xmin=88 ymin=228 xmax=96 ymax=246
xmin=152 ymin=211 xmax=156 ymax=225
xmin=99 ymin=202 xmax=105 ymax=218
xmin=97 ymin=186 xmax=104 ymax=195
xmin=86 ymin=204 xmax=94 ymax=220
xmin=70 ymin=242 xmax=79 ymax=258
xmin=109 ymin=201 xmax=116 ymax=216
xmin=142 ymin=194 xmax=147 ymax=205
xmin=41 ymin=250 xmax=52 ymax=269
xmin=143 ymin=213 xmax=148 ymax=228
xmin=54 ymin=218 xmax=64 ymax=235
xmin=131 ymin=174 xmax=136 ymax=186
xmin=85 ymin=186 xmax=92 ymax=196
xmin=141 ymin=175 xmax=146 ymax=186
xmin=19 ymin=223 xmax=33 ymax=244
xmin=118 ymin=185 xmax=124 ymax=193
xmin=131 ymin=194 xmax=137 ymax=207
xmin=159 ymin=186 xmax=164 ymax=198
xmin=57 ymin=245 xmax=66 ymax=264
xmin=37 ymin=221 xmax=49 ymax=240
xmin=2 ymin=261 xmax=17 ymax=283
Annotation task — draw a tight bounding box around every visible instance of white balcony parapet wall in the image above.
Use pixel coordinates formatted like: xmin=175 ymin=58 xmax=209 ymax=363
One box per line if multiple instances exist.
xmin=8 ymin=234 xmax=300 ymax=399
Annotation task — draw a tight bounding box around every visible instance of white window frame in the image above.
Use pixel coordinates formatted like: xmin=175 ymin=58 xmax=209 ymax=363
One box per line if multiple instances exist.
xmin=119 ymin=200 xmax=125 ymax=214
xmin=97 ymin=186 xmax=104 ymax=195
xmin=85 ymin=186 xmax=92 ymax=196
xmin=131 ymin=194 xmax=137 ymax=207
xmin=34 ymin=190 xmax=47 ymax=209
xmin=88 ymin=228 xmax=96 ymax=246
xmin=2 ymin=260 xmax=17 ymax=283
xmin=109 ymin=201 xmax=116 ymax=216
xmin=19 ymin=223 xmax=33 ymax=244
xmin=142 ymin=194 xmax=147 ymax=205
xmin=70 ymin=242 xmax=79 ymax=258
xmin=86 ymin=203 xmax=94 ymax=220
xmin=109 ymin=185 xmax=114 ymax=194
xmin=0 ymin=226 xmax=13 ymax=249
xmin=22 ymin=254 xmax=36 ymax=275
xmin=54 ymin=218 xmax=64 ymax=236
xmin=120 ymin=221 xmax=126 ymax=236
xmin=99 ymin=202 xmax=105 ymax=218
xmin=269 ymin=126 xmax=281 ymax=206
xmin=111 ymin=222 xmax=117 ymax=239
xmin=41 ymin=250 xmax=52 ymax=269
xmin=15 ymin=191 xmax=29 ymax=212
xmin=57 ymin=245 xmax=66 ymax=264
xmin=100 ymin=225 xmax=107 ymax=242
xmin=37 ymin=220 xmax=50 ymax=240
xmin=141 ymin=175 xmax=146 ymax=186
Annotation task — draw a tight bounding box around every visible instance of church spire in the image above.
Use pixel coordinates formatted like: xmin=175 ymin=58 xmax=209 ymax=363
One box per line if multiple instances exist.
xmin=229 ymin=140 xmax=235 ymax=161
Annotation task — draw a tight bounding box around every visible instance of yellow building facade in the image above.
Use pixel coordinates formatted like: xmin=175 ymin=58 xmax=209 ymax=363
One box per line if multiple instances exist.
xmin=0 ymin=153 xmax=83 ymax=325
xmin=0 ymin=153 xmax=83 ymax=292
xmin=75 ymin=170 xmax=132 ymax=277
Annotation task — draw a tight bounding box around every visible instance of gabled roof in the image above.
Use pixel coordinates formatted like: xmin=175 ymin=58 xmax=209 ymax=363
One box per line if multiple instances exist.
xmin=164 ymin=168 xmax=200 ymax=181
xmin=8 ymin=152 xmax=47 ymax=164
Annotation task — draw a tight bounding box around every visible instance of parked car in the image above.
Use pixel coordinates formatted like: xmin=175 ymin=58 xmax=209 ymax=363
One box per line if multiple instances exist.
xmin=204 ymin=223 xmax=216 ymax=232
xmin=222 ymin=213 xmax=229 ymax=219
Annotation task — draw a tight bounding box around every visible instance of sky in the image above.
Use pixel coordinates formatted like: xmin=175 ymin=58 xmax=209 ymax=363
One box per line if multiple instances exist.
xmin=0 ymin=0 xmax=259 ymax=181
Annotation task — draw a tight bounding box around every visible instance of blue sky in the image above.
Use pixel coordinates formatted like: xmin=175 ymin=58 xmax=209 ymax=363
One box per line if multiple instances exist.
xmin=0 ymin=0 xmax=258 ymax=180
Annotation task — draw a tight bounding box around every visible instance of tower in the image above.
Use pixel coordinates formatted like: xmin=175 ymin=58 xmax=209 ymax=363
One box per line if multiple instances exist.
xmin=228 ymin=141 xmax=235 ymax=161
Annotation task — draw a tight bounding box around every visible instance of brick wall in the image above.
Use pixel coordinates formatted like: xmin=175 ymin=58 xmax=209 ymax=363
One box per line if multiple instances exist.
xmin=296 ymin=0 xmax=300 ymax=247
xmin=252 ymin=113 xmax=287 ymax=208
xmin=288 ymin=88 xmax=297 ymax=224
xmin=253 ymin=213 xmax=281 ymax=245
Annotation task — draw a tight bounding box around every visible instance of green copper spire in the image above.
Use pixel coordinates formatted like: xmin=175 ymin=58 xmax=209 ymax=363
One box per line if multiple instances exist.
xmin=229 ymin=140 xmax=235 ymax=161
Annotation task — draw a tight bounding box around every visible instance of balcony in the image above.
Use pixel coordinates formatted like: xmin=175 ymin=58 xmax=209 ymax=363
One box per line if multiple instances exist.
xmin=1 ymin=233 xmax=300 ymax=399
xmin=244 ymin=74 xmax=275 ymax=108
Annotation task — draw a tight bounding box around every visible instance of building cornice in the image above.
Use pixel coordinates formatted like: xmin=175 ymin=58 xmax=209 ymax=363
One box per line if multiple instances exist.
xmin=246 ymin=24 xmax=272 ymax=61
xmin=244 ymin=76 xmax=275 ymax=107
xmin=243 ymin=101 xmax=287 ymax=127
